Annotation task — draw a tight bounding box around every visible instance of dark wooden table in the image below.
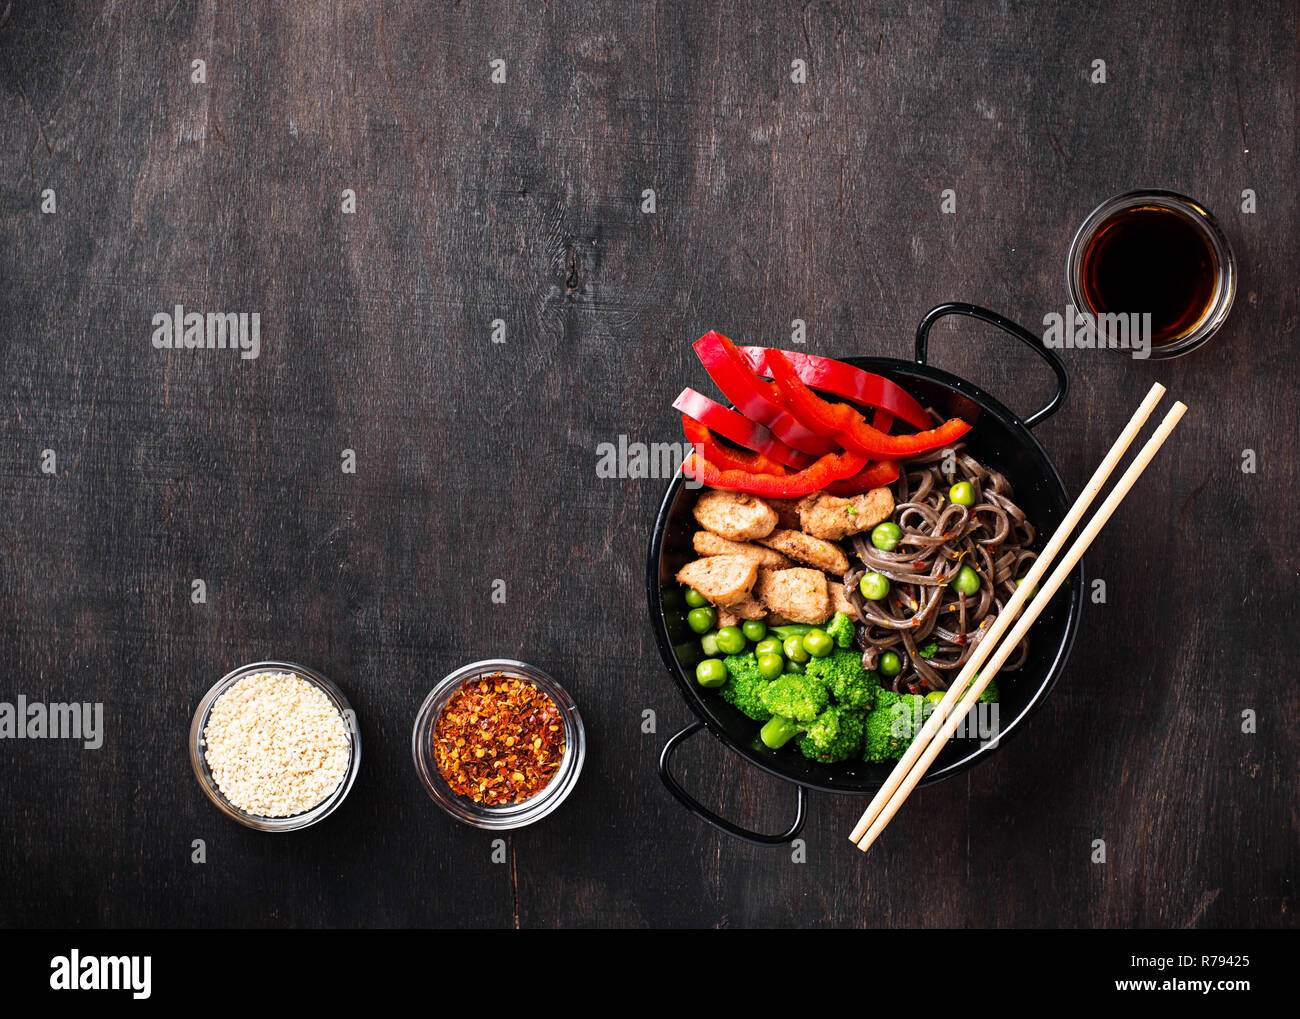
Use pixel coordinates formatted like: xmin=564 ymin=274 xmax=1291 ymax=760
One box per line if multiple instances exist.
xmin=1 ymin=1 xmax=1295 ymax=929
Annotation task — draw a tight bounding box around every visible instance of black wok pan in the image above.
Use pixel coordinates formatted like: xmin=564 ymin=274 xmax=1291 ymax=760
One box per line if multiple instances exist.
xmin=647 ymin=303 xmax=1084 ymax=845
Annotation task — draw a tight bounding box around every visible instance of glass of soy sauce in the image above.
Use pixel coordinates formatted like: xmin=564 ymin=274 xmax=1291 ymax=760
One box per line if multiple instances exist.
xmin=1067 ymin=189 xmax=1237 ymax=359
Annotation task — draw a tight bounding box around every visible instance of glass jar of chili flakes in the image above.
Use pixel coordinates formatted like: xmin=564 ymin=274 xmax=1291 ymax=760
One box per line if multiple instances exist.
xmin=412 ymin=659 xmax=585 ymax=829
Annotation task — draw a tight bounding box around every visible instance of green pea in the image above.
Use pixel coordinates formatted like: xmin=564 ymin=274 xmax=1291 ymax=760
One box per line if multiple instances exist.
xmin=756 ymin=652 xmax=785 ymax=680
xmin=871 ymin=521 xmax=903 ymax=551
xmin=741 ymin=619 xmax=767 ymax=642
xmin=950 ymin=565 xmax=981 ymax=595
xmin=923 ymin=690 xmax=946 ymax=706
xmin=1014 ymin=578 xmax=1037 ymax=600
xmin=695 ymin=658 xmax=728 ymax=688
xmin=717 ymin=623 xmax=748 ymax=657
xmin=783 ymin=635 xmax=811 ymax=663
xmin=754 ymin=637 xmax=783 ymax=657
xmin=684 ymin=587 xmax=709 ymax=608
xmin=686 ymin=606 xmax=717 ymax=634
xmin=784 ymin=659 xmax=806 ymax=674
xmin=802 ymin=629 xmax=834 ymax=658
xmin=878 ymin=651 xmax=903 ymax=677
xmin=715 ymin=625 xmax=746 ymax=654
xmin=859 ymin=572 xmax=891 ymax=601
xmin=949 ymin=481 xmax=975 ymax=507
xmin=700 ymin=632 xmax=721 ymax=657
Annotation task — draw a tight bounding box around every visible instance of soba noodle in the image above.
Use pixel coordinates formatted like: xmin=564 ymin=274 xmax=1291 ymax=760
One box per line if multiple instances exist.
xmin=843 ymin=444 xmax=1037 ymax=693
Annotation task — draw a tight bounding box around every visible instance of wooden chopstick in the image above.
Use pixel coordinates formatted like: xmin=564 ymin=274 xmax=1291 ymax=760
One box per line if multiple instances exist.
xmin=848 ymin=382 xmax=1168 ymax=845
xmin=852 ymin=398 xmax=1187 ymax=851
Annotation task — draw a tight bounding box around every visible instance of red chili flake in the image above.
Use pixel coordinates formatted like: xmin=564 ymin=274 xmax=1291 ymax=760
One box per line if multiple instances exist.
xmin=433 ymin=675 xmax=566 ymax=806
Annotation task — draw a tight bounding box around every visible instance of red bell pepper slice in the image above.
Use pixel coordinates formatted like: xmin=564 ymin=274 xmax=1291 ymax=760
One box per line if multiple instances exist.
xmin=738 ymin=346 xmax=933 ymax=432
xmin=681 ymin=449 xmax=868 ymax=499
xmin=684 ymin=413 xmax=899 ymax=496
xmin=766 ymin=349 xmax=972 ymax=458
xmin=672 ymin=388 xmax=814 ymax=470
xmin=823 ymin=459 xmax=900 ymax=497
xmin=824 ymin=405 xmax=899 ymax=497
xmin=693 ymin=332 xmax=838 ymax=456
xmin=680 ymin=416 xmax=790 ymax=476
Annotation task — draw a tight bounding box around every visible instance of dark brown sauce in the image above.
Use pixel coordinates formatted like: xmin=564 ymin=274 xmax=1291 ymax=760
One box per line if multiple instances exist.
xmin=1079 ymin=206 xmax=1218 ymax=345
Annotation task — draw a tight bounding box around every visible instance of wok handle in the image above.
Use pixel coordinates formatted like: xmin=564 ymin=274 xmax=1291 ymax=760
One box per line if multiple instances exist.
xmin=914 ymin=302 xmax=1069 ymax=429
xmin=658 ymin=720 xmax=808 ymax=846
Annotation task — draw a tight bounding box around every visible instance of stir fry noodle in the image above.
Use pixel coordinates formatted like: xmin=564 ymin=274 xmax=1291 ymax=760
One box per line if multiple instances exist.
xmin=844 ymin=445 xmax=1037 ymax=693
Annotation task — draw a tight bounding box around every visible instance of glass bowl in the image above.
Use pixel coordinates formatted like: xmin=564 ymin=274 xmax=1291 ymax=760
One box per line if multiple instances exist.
xmin=1066 ymin=188 xmax=1237 ymax=359
xmin=411 ymin=659 xmax=585 ymax=830
xmin=189 ymin=660 xmax=362 ymax=832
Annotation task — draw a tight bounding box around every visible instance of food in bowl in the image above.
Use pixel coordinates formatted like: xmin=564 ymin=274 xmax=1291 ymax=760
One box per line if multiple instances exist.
xmin=846 ymin=443 xmax=1038 ymax=693
xmin=412 ymin=659 xmax=586 ymax=830
xmin=669 ymin=332 xmax=1040 ymax=768
xmin=201 ymin=669 xmax=351 ymax=818
xmin=432 ymin=673 xmax=566 ymax=806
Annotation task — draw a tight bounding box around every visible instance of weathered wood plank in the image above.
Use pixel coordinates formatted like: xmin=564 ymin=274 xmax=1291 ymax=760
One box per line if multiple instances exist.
xmin=0 ymin=0 xmax=1294 ymax=928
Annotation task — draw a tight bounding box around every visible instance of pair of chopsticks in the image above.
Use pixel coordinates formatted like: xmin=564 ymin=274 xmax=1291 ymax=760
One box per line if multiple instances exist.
xmin=849 ymin=382 xmax=1186 ymax=852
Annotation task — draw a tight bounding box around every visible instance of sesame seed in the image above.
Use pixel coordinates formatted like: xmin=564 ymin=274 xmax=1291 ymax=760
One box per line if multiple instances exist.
xmin=203 ymin=671 xmax=350 ymax=818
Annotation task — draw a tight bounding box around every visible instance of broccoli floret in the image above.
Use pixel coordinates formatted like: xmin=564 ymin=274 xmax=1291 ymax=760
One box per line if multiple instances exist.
xmin=718 ymin=654 xmax=772 ymax=721
xmin=758 ymin=714 xmax=803 ymax=749
xmin=796 ymin=706 xmax=866 ymax=763
xmin=759 ymin=705 xmax=865 ymax=763
xmin=825 ymin=611 xmax=856 ymax=649
xmin=862 ymin=691 xmax=925 ymax=762
xmin=863 ymin=691 xmax=899 ymax=762
xmin=893 ymin=693 xmax=925 ymax=741
xmin=805 ymin=648 xmax=880 ymax=711
xmin=722 ymin=652 xmax=761 ymax=684
xmin=758 ymin=673 xmax=829 ymax=722
xmin=964 ymin=670 xmax=1000 ymax=703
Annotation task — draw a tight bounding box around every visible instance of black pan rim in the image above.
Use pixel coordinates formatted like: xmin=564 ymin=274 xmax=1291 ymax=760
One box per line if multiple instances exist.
xmin=646 ymin=354 xmax=1084 ymax=796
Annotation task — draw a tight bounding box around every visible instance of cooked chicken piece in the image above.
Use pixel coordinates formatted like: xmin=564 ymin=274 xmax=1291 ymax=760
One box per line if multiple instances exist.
xmin=764 ymin=498 xmax=803 ymax=530
xmin=755 ymin=528 xmax=850 ymax=575
xmin=754 ymin=568 xmax=831 ymax=625
xmin=828 ymin=576 xmax=856 ymax=617
xmin=692 ymin=530 xmax=793 ymax=569
xmin=717 ymin=596 xmax=766 ymax=626
xmin=692 ymin=490 xmax=778 ymax=542
xmin=674 ymin=555 xmax=758 ymax=606
xmin=797 ymin=489 xmax=895 ymax=541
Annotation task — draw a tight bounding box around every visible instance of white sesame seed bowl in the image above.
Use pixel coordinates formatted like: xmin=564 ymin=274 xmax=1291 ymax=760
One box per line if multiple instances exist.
xmin=189 ymin=661 xmax=362 ymax=832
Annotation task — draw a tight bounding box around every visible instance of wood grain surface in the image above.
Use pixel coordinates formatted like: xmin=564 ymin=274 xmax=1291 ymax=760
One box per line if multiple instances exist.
xmin=0 ymin=0 xmax=1295 ymax=929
